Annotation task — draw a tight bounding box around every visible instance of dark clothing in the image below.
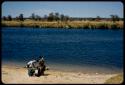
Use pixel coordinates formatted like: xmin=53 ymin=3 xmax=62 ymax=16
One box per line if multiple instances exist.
xmin=39 ymin=65 xmax=46 ymax=75
xmin=39 ymin=60 xmax=44 ymax=66
xmin=27 ymin=57 xmax=46 ymax=77
xmin=28 ymin=68 xmax=35 ymax=76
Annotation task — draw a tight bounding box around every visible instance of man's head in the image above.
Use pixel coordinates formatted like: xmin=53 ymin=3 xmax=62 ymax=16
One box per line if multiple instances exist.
xmin=39 ymin=56 xmax=42 ymax=59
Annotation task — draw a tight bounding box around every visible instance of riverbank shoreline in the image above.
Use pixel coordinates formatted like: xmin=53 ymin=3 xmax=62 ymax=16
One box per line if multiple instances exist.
xmin=2 ymin=20 xmax=123 ymax=29
xmin=2 ymin=61 xmax=123 ymax=74
xmin=2 ymin=64 xmax=123 ymax=84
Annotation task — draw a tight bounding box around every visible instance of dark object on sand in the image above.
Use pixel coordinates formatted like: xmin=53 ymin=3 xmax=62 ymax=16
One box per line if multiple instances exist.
xmin=26 ymin=56 xmax=46 ymax=77
xmin=27 ymin=64 xmax=46 ymax=77
xmin=28 ymin=68 xmax=35 ymax=76
xmin=40 ymin=65 xmax=46 ymax=75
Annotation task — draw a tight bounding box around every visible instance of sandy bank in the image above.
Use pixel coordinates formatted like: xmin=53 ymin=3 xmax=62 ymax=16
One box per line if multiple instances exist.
xmin=2 ymin=65 xmax=120 ymax=84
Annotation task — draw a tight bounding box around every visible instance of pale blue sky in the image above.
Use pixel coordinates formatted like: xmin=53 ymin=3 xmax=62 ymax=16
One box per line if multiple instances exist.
xmin=2 ymin=1 xmax=123 ymax=18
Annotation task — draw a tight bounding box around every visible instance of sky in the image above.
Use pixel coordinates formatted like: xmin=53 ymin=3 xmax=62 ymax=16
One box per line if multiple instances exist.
xmin=2 ymin=1 xmax=123 ymax=18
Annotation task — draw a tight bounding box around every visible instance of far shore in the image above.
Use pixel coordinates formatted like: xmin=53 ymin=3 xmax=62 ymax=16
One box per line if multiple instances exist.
xmin=2 ymin=20 xmax=123 ymax=29
xmin=1 ymin=65 xmax=123 ymax=84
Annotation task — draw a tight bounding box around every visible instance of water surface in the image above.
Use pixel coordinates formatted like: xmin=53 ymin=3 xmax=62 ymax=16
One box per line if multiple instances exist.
xmin=2 ymin=27 xmax=123 ymax=73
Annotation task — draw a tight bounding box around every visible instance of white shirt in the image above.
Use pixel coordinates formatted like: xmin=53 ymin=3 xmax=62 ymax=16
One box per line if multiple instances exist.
xmin=27 ymin=60 xmax=36 ymax=68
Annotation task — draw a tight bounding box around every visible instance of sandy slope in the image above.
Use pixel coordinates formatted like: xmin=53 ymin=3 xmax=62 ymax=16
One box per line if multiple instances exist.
xmin=2 ymin=65 xmax=117 ymax=84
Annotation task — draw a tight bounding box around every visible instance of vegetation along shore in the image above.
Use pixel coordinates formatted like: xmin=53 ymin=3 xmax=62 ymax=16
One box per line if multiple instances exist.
xmin=2 ymin=12 xmax=123 ymax=29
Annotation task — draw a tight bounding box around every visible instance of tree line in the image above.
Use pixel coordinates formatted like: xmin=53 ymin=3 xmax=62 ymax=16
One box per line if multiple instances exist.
xmin=2 ymin=12 xmax=123 ymax=22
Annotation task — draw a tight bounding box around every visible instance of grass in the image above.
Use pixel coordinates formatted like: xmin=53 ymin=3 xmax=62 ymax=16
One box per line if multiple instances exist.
xmin=104 ymin=73 xmax=124 ymax=84
xmin=2 ymin=20 xmax=123 ymax=29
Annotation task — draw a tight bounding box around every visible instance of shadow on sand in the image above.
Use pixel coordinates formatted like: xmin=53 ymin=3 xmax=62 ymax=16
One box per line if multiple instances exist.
xmin=42 ymin=74 xmax=50 ymax=76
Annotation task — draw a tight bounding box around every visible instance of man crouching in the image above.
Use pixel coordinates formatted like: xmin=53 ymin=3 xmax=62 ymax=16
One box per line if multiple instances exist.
xmin=26 ymin=56 xmax=46 ymax=77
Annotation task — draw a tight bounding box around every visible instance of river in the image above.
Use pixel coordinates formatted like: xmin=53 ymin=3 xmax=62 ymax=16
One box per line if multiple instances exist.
xmin=1 ymin=27 xmax=123 ymax=73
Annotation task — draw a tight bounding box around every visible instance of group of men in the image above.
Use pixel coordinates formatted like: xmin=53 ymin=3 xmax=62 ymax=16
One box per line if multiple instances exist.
xmin=26 ymin=56 xmax=46 ymax=77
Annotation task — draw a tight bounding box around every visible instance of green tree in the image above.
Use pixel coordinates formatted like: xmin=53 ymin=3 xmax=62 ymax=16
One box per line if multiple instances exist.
xmin=55 ymin=12 xmax=60 ymax=21
xmin=31 ymin=13 xmax=36 ymax=20
xmin=110 ymin=15 xmax=120 ymax=22
xmin=48 ymin=12 xmax=54 ymax=21
xmin=64 ymin=15 xmax=69 ymax=21
xmin=2 ymin=16 xmax=7 ymax=21
xmin=96 ymin=16 xmax=101 ymax=21
xmin=19 ymin=14 xmax=24 ymax=21
xmin=7 ymin=15 xmax=12 ymax=21
xmin=35 ymin=15 xmax=41 ymax=21
xmin=60 ymin=14 xmax=65 ymax=21
xmin=15 ymin=16 xmax=19 ymax=21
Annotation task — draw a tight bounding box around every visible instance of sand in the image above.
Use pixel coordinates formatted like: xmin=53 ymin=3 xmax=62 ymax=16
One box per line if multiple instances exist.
xmin=2 ymin=65 xmax=118 ymax=84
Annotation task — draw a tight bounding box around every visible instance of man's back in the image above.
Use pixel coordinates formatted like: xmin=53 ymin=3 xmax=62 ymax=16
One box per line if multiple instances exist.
xmin=27 ymin=60 xmax=36 ymax=68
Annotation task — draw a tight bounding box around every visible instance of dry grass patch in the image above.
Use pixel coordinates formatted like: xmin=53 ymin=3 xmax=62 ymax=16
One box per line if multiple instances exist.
xmin=105 ymin=73 xmax=124 ymax=84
